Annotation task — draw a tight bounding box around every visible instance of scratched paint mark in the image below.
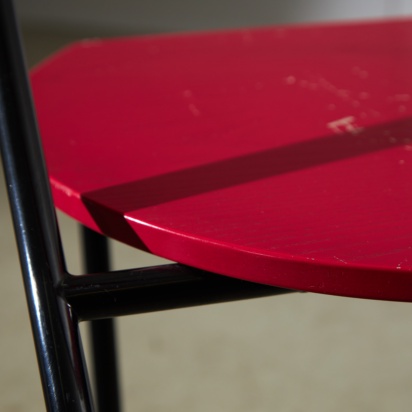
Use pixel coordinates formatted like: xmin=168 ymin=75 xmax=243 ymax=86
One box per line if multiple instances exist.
xmin=284 ymin=76 xmax=296 ymax=85
xmin=337 ymin=89 xmax=350 ymax=99
xmin=52 ymin=179 xmax=76 ymax=198
xmin=327 ymin=116 xmax=363 ymax=135
xmin=352 ymin=66 xmax=369 ymax=79
xmin=388 ymin=94 xmax=411 ymax=103
xmin=308 ymin=83 xmax=318 ymax=91
xmin=396 ymin=261 xmax=405 ymax=269
xmin=396 ymin=94 xmax=410 ymax=102
xmin=183 ymin=90 xmax=193 ymax=98
xmin=182 ymin=90 xmax=200 ymax=116
xmin=188 ymin=103 xmax=200 ymax=117
xmin=318 ymin=76 xmax=364 ymax=109
xmin=333 ymin=256 xmax=348 ymax=264
xmin=318 ymin=77 xmax=336 ymax=92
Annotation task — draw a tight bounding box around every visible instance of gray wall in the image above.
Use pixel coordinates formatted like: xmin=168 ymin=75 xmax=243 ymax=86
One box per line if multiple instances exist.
xmin=15 ymin=0 xmax=412 ymax=34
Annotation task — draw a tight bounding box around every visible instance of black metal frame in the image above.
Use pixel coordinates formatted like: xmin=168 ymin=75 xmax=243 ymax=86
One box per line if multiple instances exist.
xmin=0 ymin=1 xmax=297 ymax=410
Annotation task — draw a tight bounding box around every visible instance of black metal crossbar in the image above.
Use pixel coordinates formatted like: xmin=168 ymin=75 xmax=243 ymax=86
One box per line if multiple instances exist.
xmin=64 ymin=263 xmax=294 ymax=321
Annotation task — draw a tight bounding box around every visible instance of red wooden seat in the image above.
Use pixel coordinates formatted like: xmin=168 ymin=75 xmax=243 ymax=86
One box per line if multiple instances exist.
xmin=31 ymin=18 xmax=412 ymax=302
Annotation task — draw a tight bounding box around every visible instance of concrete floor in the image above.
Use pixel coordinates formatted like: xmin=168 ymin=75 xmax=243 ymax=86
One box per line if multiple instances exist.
xmin=1 ymin=27 xmax=412 ymax=412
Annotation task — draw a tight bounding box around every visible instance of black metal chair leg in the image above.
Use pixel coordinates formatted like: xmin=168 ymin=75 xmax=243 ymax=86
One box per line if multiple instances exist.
xmin=0 ymin=1 xmax=95 ymax=410
xmin=89 ymin=319 xmax=121 ymax=412
xmin=82 ymin=226 xmax=122 ymax=412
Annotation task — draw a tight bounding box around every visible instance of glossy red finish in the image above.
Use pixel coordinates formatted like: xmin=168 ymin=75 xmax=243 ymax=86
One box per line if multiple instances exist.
xmin=31 ymin=19 xmax=412 ymax=301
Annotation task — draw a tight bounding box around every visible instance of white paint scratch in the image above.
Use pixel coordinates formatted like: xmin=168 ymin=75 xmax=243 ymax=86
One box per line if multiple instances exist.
xmin=318 ymin=76 xmax=364 ymax=108
xmin=333 ymin=256 xmax=348 ymax=264
xmin=327 ymin=116 xmax=363 ymax=135
xmin=52 ymin=180 xmax=75 ymax=198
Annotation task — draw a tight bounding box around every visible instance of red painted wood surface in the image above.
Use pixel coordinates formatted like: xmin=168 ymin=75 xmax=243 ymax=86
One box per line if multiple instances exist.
xmin=31 ymin=19 xmax=412 ymax=301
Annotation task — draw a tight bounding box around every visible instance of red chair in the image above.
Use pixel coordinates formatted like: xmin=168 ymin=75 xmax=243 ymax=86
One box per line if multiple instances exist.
xmin=1 ymin=0 xmax=412 ymax=410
